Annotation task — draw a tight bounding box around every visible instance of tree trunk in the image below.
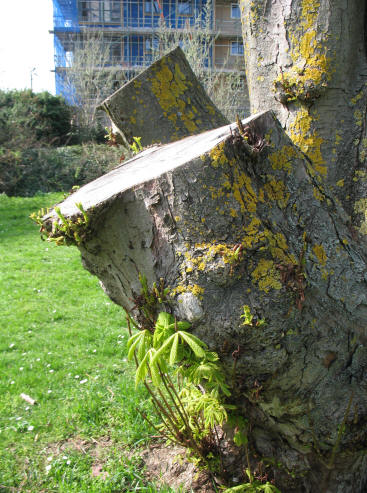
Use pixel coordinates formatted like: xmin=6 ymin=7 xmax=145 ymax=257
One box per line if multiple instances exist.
xmin=241 ymin=0 xmax=367 ymax=228
xmin=98 ymin=46 xmax=228 ymax=147
xmin=44 ymin=108 xmax=367 ymax=492
xmin=42 ymin=10 xmax=367 ymax=490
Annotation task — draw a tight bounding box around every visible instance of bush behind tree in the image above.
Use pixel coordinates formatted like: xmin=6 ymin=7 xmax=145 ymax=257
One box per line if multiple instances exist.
xmin=0 ymin=89 xmax=73 ymax=149
xmin=0 ymin=143 xmax=123 ymax=197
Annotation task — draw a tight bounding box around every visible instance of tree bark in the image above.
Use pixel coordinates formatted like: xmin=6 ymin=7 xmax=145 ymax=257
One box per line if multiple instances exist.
xmin=42 ymin=6 xmax=367 ymax=490
xmin=241 ymin=0 xmax=367 ymax=227
xmin=44 ymin=108 xmax=367 ymax=492
xmin=98 ymin=46 xmax=228 ymax=147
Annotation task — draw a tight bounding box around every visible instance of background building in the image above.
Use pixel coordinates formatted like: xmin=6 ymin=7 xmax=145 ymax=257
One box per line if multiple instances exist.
xmin=51 ymin=0 xmax=247 ymax=118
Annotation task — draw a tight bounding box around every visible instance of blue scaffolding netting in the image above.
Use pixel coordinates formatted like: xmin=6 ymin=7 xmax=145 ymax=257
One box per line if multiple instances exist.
xmin=52 ymin=0 xmax=226 ymax=101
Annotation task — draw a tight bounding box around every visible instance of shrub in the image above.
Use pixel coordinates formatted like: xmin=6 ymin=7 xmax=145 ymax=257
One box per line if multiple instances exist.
xmin=0 ymin=90 xmax=72 ymax=149
xmin=0 ymin=143 xmax=123 ymax=197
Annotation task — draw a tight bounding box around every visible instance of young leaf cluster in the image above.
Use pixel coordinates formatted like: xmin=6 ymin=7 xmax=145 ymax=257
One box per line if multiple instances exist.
xmin=241 ymin=305 xmax=265 ymax=328
xmin=30 ymin=203 xmax=91 ymax=246
xmin=127 ymin=310 xmax=231 ymax=466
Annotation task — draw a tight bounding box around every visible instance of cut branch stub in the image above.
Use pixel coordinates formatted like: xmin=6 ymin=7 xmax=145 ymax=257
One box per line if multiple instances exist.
xmin=43 ymin=111 xmax=367 ymax=491
xmin=98 ymin=46 xmax=228 ymax=147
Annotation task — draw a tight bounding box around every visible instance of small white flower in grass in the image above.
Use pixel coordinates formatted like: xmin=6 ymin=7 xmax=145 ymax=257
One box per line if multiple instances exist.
xmin=9 ymin=343 xmax=15 ymax=348
xmin=62 ymin=456 xmax=68 ymax=460
xmin=22 ymin=352 xmax=27 ymax=356
xmin=45 ymin=248 xmax=49 ymax=251
xmin=25 ymin=406 xmax=30 ymax=411
xmin=47 ymin=364 xmax=51 ymax=368
xmin=27 ymin=425 xmax=34 ymax=431
xmin=92 ymin=349 xmax=97 ymax=353
xmin=105 ymin=302 xmax=111 ymax=305
xmin=47 ymin=390 xmax=52 ymax=394
xmin=49 ymin=369 xmax=54 ymax=373
xmin=66 ymin=460 xmax=71 ymax=465
xmin=45 ymin=464 xmax=52 ymax=473
xmin=52 ymin=309 xmax=56 ymax=313
xmin=122 ymin=358 xmax=127 ymax=363
xmin=48 ymin=352 xmax=52 ymax=355
xmin=117 ymin=341 xmax=122 ymax=344
xmin=10 ymin=381 xmax=15 ymax=385
xmin=19 ymin=367 xmax=24 ymax=371
xmin=16 ymin=417 xmax=22 ymax=421
xmin=47 ymin=456 xmax=53 ymax=462
xmin=28 ymin=330 xmax=32 ymax=334
xmin=80 ymin=379 xmax=88 ymax=384
xmin=74 ymin=375 xmax=79 ymax=379
xmin=94 ymin=376 xmax=99 ymax=380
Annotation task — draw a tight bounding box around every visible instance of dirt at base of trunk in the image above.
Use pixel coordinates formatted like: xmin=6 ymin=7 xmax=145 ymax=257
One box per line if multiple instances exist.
xmin=141 ymin=444 xmax=218 ymax=492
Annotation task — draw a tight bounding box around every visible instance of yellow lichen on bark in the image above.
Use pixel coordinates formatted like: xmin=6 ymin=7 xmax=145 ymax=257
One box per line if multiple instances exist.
xmin=268 ymin=145 xmax=299 ymax=174
xmin=150 ymin=61 xmax=201 ymax=137
xmin=288 ymin=107 xmax=326 ymax=176
xmin=271 ymin=0 xmax=334 ymax=177
xmin=274 ymin=0 xmax=332 ymax=101
xmin=354 ymin=198 xmax=367 ymax=235
xmin=264 ymin=177 xmax=290 ymax=209
xmin=251 ymin=258 xmax=282 ymax=293
xmin=312 ymin=244 xmax=327 ymax=266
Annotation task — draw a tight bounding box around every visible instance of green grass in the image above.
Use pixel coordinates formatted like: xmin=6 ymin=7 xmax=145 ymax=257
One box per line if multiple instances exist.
xmin=0 ymin=193 xmax=178 ymax=492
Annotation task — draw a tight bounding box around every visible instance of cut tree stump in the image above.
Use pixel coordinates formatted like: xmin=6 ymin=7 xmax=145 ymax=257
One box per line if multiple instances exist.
xmin=98 ymin=46 xmax=229 ymax=147
xmin=43 ymin=107 xmax=367 ymax=491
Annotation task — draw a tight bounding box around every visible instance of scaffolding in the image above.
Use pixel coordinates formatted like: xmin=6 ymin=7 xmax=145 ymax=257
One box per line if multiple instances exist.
xmin=52 ymin=0 xmax=246 ymax=113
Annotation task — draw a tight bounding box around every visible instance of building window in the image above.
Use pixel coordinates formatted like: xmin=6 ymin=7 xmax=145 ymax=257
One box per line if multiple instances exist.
xmin=80 ymin=1 xmax=89 ymax=20
xmin=145 ymin=0 xmax=161 ymax=14
xmin=230 ymin=40 xmax=244 ymax=56
xmin=178 ymin=0 xmax=192 ymax=15
xmin=231 ymin=3 xmax=240 ymax=19
xmin=79 ymin=1 xmax=121 ymax=23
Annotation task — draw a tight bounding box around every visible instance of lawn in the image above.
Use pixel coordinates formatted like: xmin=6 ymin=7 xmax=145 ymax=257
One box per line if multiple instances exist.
xmin=0 ymin=193 xmax=177 ymax=492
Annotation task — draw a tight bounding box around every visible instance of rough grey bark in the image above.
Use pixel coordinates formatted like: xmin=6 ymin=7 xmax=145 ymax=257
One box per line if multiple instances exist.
xmin=99 ymin=46 xmax=228 ymax=147
xmin=45 ymin=109 xmax=367 ymax=492
xmin=241 ymin=0 xmax=367 ymax=227
xmin=42 ymin=5 xmax=367 ymax=491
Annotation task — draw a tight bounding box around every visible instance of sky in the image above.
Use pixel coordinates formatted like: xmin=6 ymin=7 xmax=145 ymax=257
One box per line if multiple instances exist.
xmin=0 ymin=0 xmax=55 ymax=94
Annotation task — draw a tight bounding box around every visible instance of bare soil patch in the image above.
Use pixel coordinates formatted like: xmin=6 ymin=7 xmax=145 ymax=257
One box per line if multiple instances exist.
xmin=141 ymin=443 xmax=217 ymax=492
